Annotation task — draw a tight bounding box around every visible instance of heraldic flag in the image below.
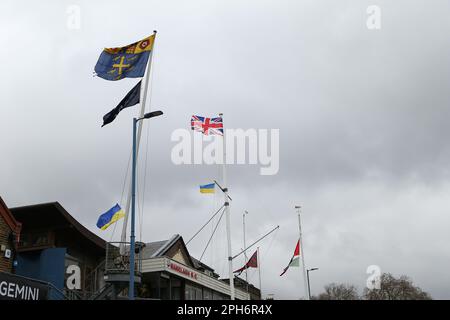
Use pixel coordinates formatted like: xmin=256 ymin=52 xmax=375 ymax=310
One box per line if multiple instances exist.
xmin=94 ymin=34 xmax=155 ymax=81
xmin=234 ymin=250 xmax=258 ymax=276
xmin=102 ymin=80 xmax=141 ymax=127
xmin=280 ymin=239 xmax=300 ymax=276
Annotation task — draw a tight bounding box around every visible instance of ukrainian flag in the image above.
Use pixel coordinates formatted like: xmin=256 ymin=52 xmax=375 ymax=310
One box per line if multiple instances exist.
xmin=96 ymin=204 xmax=125 ymax=230
xmin=94 ymin=34 xmax=155 ymax=81
xmin=200 ymin=183 xmax=215 ymax=194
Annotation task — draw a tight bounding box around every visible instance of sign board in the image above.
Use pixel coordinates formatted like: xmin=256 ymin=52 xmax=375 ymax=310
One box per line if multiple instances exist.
xmin=167 ymin=261 xmax=198 ymax=280
xmin=0 ymin=272 xmax=49 ymax=300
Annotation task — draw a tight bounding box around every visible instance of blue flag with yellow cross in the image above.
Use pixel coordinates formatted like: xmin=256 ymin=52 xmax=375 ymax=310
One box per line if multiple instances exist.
xmin=94 ymin=34 xmax=155 ymax=81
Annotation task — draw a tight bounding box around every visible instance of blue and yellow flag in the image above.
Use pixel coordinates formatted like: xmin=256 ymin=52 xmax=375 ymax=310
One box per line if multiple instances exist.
xmin=94 ymin=34 xmax=155 ymax=81
xmin=200 ymin=183 xmax=215 ymax=194
xmin=96 ymin=204 xmax=125 ymax=230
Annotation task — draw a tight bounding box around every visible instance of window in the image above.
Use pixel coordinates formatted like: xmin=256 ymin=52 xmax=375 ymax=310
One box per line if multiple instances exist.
xmin=203 ymin=288 xmax=213 ymax=300
xmin=18 ymin=232 xmax=54 ymax=249
xmin=185 ymin=283 xmax=203 ymax=300
xmin=171 ymin=278 xmax=181 ymax=300
xmin=160 ymin=276 xmax=170 ymax=300
xmin=213 ymin=291 xmax=227 ymax=300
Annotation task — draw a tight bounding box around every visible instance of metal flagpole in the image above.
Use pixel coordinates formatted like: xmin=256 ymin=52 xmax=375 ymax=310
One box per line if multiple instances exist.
xmin=257 ymin=246 xmax=262 ymax=300
xmin=296 ymin=205 xmax=309 ymax=300
xmin=219 ymin=112 xmax=235 ymax=300
xmin=129 ymin=117 xmax=138 ymax=299
xmin=243 ymin=210 xmax=249 ymax=294
xmin=120 ymin=31 xmax=157 ymax=252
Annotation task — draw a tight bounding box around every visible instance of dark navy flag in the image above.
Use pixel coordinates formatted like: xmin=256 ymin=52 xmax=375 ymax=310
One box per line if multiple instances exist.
xmin=102 ymin=81 xmax=141 ymax=127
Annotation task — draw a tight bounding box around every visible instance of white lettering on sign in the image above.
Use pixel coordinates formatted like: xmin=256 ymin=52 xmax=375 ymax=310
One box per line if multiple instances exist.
xmin=0 ymin=281 xmax=40 ymax=300
xmin=0 ymin=281 xmax=5 ymax=296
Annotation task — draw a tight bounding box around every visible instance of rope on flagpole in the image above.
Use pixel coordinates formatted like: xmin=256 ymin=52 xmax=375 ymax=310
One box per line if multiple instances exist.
xmin=110 ymin=147 xmax=132 ymax=242
xmin=186 ymin=204 xmax=225 ymax=245
xmin=200 ymin=207 xmax=227 ymax=261
xmin=120 ymin=150 xmax=132 ymax=207
xmin=138 ymin=124 xmax=149 ymax=243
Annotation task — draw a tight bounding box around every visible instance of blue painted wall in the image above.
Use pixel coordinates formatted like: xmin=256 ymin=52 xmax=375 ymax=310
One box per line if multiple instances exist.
xmin=16 ymin=248 xmax=66 ymax=299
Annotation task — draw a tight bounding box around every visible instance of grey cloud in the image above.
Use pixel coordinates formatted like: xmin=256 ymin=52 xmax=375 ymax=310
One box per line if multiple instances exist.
xmin=1 ymin=0 xmax=450 ymax=299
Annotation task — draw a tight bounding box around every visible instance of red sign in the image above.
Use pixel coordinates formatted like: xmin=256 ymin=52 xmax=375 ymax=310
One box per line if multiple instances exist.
xmin=168 ymin=262 xmax=198 ymax=280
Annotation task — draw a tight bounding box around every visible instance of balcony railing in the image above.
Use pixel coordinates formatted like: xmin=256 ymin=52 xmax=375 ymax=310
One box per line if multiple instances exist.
xmin=105 ymin=242 xmax=144 ymax=275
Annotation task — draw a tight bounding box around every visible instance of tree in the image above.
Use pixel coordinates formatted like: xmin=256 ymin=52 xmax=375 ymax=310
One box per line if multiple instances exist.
xmin=314 ymin=283 xmax=360 ymax=300
xmin=363 ymin=273 xmax=431 ymax=300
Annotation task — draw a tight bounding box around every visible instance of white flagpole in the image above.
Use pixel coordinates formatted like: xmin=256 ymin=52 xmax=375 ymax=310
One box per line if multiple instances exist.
xmin=219 ymin=112 xmax=235 ymax=300
xmin=257 ymin=246 xmax=262 ymax=300
xmin=120 ymin=31 xmax=157 ymax=252
xmin=296 ymin=205 xmax=309 ymax=300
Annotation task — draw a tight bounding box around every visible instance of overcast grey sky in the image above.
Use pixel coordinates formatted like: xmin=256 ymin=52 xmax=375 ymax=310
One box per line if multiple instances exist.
xmin=1 ymin=0 xmax=450 ymax=299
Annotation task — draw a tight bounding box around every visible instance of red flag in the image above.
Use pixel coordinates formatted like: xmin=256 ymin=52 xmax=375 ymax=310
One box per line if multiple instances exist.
xmin=234 ymin=250 xmax=258 ymax=275
xmin=280 ymin=240 xmax=300 ymax=276
xmin=293 ymin=240 xmax=300 ymax=256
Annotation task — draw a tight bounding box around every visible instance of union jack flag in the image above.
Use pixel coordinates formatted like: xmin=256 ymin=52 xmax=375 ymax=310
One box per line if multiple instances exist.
xmin=191 ymin=115 xmax=223 ymax=136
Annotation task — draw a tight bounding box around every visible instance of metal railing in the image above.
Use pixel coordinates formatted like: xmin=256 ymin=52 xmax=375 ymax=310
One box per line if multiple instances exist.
xmin=48 ymin=280 xmax=90 ymax=300
xmin=105 ymin=242 xmax=143 ymax=275
xmin=84 ymin=259 xmax=105 ymax=294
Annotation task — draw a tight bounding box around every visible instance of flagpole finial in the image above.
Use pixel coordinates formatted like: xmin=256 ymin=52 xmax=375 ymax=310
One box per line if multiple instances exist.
xmin=153 ymin=30 xmax=157 ymax=34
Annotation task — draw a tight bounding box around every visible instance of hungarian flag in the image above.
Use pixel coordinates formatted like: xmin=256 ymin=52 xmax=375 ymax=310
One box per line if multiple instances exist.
xmin=280 ymin=240 xmax=300 ymax=276
xmin=234 ymin=250 xmax=258 ymax=276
